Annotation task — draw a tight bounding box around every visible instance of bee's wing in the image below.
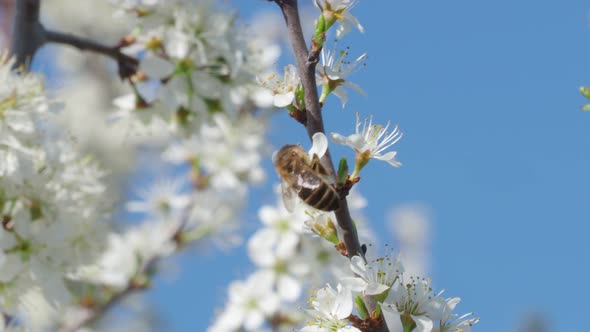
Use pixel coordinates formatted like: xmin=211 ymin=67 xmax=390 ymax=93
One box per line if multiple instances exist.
xmin=281 ymin=180 xmax=298 ymax=212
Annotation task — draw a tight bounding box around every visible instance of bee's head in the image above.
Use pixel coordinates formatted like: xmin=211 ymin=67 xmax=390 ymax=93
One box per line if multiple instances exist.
xmin=273 ymin=144 xmax=306 ymax=167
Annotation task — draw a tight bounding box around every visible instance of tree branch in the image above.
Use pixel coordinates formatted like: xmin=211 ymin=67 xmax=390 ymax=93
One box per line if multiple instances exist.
xmin=273 ymin=0 xmax=363 ymax=260
xmin=45 ymin=30 xmax=137 ymax=64
xmin=9 ymin=0 xmax=137 ymax=76
xmin=273 ymin=0 xmax=387 ymax=325
xmin=45 ymin=30 xmax=138 ymax=78
xmin=11 ymin=0 xmax=44 ymax=68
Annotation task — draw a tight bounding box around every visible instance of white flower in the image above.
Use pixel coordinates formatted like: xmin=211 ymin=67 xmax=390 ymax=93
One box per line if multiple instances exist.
xmin=430 ymin=297 xmax=479 ymax=332
xmin=198 ymin=113 xmax=267 ymax=189
xmin=69 ymin=220 xmax=178 ymax=289
xmin=0 ymin=53 xmax=109 ymax=312
xmin=248 ymin=204 xmax=307 ymax=264
xmin=248 ymin=239 xmax=310 ymax=302
xmin=301 ymin=283 xmax=360 ymax=332
xmin=126 ymin=177 xmax=190 ymax=218
xmin=258 ymin=64 xmax=301 ymax=108
xmin=315 ymin=0 xmax=364 ymax=38
xmin=317 ymin=49 xmax=366 ymax=107
xmin=112 ymin=0 xmax=280 ymax=131
xmin=164 ymin=112 xmax=267 ymax=191
xmin=381 ymin=277 xmax=440 ymax=332
xmin=330 ymin=113 xmax=402 ymax=169
xmin=341 ymin=252 xmax=403 ymax=296
xmin=183 ymin=188 xmax=243 ymax=249
xmin=208 ymin=271 xmax=280 ymax=332
xmin=303 ymin=209 xmax=339 ymax=244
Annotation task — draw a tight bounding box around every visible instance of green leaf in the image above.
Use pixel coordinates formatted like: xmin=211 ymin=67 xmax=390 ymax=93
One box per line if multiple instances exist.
xmin=355 ymin=295 xmax=369 ymax=319
xmin=295 ymin=85 xmax=305 ymax=108
xmin=313 ymin=14 xmax=327 ymax=47
xmin=580 ymin=86 xmax=590 ymax=100
xmin=337 ymin=157 xmax=349 ymax=184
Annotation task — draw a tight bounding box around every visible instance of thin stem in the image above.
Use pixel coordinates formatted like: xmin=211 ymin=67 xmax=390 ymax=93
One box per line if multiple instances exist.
xmin=45 ymin=29 xmax=138 ymax=70
xmin=273 ymin=1 xmax=387 ymax=326
xmin=58 ymin=285 xmax=139 ymax=332
xmin=273 ymin=0 xmax=363 ymax=261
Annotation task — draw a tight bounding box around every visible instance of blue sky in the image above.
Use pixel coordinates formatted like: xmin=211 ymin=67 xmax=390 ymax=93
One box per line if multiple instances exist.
xmin=147 ymin=1 xmax=590 ymax=331
xmin=25 ymin=0 xmax=590 ymax=331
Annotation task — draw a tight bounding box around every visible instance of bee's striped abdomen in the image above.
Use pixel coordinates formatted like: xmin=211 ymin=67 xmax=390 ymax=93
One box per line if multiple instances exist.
xmin=299 ymin=182 xmax=340 ymax=211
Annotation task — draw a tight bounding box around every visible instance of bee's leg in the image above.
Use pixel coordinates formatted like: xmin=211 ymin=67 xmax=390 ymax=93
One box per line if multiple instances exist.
xmin=310 ymin=154 xmax=329 ymax=175
xmin=335 ymin=183 xmax=348 ymax=199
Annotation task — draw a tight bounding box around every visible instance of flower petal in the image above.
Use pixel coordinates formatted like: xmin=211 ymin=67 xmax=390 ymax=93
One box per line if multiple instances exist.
xmin=333 ymin=286 xmax=353 ymax=319
xmin=380 ymin=304 xmax=402 ymax=331
xmin=309 ymin=132 xmax=328 ymax=158
xmin=347 ymin=134 xmax=366 ymax=150
xmin=277 ymin=275 xmax=301 ymax=302
xmin=364 ymin=282 xmax=389 ymax=296
xmin=273 ymin=91 xmax=295 ymax=107
xmin=340 ymin=277 xmax=368 ymax=292
xmin=374 ymin=151 xmax=402 ymax=167
xmin=412 ymin=314 xmax=434 ymax=332
xmin=333 ymin=86 xmax=349 ymax=107
xmin=140 ymin=55 xmax=175 ymax=79
xmin=330 ymin=132 xmax=349 ymax=145
xmin=349 ymin=256 xmax=367 ymax=278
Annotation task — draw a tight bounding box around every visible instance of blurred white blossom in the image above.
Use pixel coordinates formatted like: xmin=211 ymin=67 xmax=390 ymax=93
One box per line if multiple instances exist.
xmin=208 ymin=271 xmax=281 ymax=332
xmin=70 ymin=220 xmax=177 ymax=289
xmin=388 ymin=205 xmax=431 ymax=278
xmin=113 ymin=0 xmax=280 ymax=133
xmin=126 ymin=177 xmax=190 ymax=218
xmin=0 ymin=54 xmax=109 ymax=315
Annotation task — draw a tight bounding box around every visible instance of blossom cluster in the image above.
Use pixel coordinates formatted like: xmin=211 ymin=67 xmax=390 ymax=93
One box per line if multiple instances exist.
xmin=224 ymin=0 xmax=478 ymax=331
xmin=302 ymin=261 xmax=479 ymax=332
xmin=52 ymin=1 xmax=278 ymax=329
xmin=112 ymin=0 xmax=278 ymax=134
xmin=208 ymin=137 xmax=373 ymax=332
xmin=208 ymin=134 xmax=477 ymax=332
xmin=0 ymin=0 xmax=481 ymax=330
xmin=0 ymin=54 xmax=109 ymax=324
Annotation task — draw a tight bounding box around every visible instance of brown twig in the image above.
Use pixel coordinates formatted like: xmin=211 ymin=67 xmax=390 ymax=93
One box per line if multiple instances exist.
xmin=273 ymin=1 xmax=387 ymax=326
xmin=10 ymin=0 xmax=43 ymax=68
xmin=45 ymin=30 xmax=138 ymax=79
xmin=10 ymin=0 xmax=137 ymax=76
xmin=273 ymin=0 xmax=363 ymax=261
xmin=58 ymin=284 xmax=140 ymax=332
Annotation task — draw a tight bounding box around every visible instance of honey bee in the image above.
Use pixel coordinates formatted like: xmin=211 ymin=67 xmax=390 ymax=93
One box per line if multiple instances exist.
xmin=274 ymin=144 xmax=340 ymax=212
